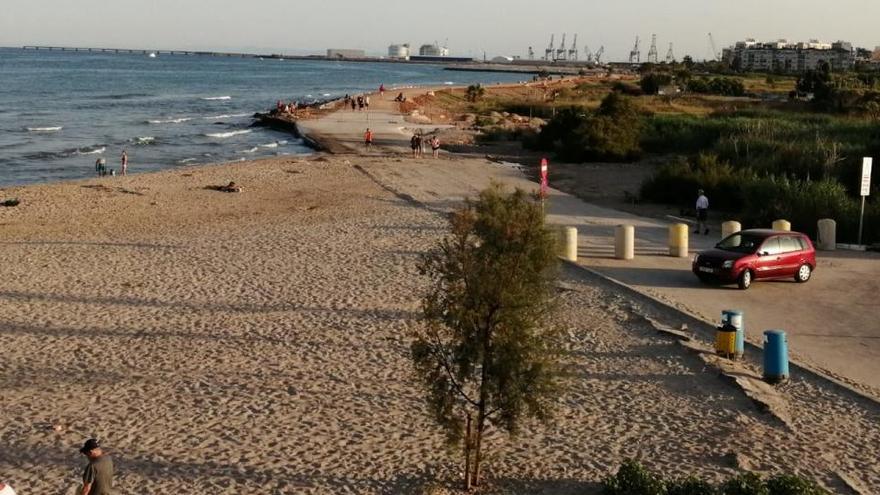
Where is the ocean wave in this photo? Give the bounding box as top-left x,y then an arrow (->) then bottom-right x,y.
134,136 -> 156,145
147,117 -> 192,124
27,126 -> 63,132
260,140 -> 288,149
205,130 -> 251,138
74,146 -> 106,155
204,113 -> 250,120
96,93 -> 152,100
202,96 -> 232,101
238,147 -> 260,154
178,158 -> 197,164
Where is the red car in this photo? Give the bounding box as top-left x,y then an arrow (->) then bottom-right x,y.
692,229 -> 817,290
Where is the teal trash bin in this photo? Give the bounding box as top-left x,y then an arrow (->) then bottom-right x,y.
763,330 -> 789,384
722,310 -> 744,359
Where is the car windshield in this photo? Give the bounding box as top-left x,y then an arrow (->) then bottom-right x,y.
716,233 -> 764,253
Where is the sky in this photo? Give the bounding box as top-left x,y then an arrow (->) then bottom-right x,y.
2,0 -> 879,61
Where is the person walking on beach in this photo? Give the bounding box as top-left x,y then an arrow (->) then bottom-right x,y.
379,84 -> 385,99
95,157 -> 106,176
79,438 -> 114,495
695,189 -> 709,235
364,95 -> 370,109
430,135 -> 441,159
120,150 -> 128,176
364,128 -> 374,150
350,97 -> 356,111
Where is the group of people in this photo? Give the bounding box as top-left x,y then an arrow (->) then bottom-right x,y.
361,129 -> 441,158
94,150 -> 128,177
343,94 -> 370,111
276,100 -> 299,114
410,132 -> 441,159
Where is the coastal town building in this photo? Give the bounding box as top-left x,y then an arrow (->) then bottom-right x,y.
721,39 -> 855,73
326,48 -> 366,59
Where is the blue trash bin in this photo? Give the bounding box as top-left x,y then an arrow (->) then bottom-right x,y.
722,310 -> 745,359
763,330 -> 790,384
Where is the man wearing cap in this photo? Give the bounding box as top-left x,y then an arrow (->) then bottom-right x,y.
79,438 -> 114,495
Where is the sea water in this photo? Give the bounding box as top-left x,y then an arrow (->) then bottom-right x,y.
0,48 -> 524,186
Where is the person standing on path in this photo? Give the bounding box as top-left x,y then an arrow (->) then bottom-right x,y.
695,189 -> 709,235
120,150 -> 128,176
364,128 -> 374,151
410,133 -> 422,158
79,438 -> 114,495
430,135 -> 440,159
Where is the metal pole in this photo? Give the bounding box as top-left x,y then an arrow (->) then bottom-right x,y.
858,196 -> 866,246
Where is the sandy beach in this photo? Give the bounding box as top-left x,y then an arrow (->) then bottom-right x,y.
1,94 -> 879,494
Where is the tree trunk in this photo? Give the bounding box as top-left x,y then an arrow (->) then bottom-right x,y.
472,417 -> 485,486
464,414 -> 472,490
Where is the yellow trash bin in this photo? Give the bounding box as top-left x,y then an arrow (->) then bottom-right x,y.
715,324 -> 737,358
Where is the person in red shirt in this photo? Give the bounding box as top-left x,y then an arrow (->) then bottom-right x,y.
379,84 -> 385,99
364,128 -> 374,150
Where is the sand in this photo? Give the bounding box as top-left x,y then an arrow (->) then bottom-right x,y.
0,102 -> 879,494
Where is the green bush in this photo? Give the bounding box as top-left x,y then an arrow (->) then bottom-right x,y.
602,460 -> 666,495
667,477 -> 718,495
721,473 -> 769,495
766,474 -> 829,495
641,73 -> 674,95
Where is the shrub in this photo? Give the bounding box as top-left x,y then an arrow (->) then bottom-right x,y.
721,473 -> 769,495
602,460 -> 666,495
765,475 -> 829,495
641,73 -> 674,95
667,476 -> 718,495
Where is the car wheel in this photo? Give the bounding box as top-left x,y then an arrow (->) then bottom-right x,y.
738,269 -> 752,290
795,264 -> 812,283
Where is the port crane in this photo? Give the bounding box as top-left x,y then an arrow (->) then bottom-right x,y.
628,36 -> 641,64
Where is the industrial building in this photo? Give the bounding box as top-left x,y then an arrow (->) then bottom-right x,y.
387,44 -> 411,59
418,43 -> 449,57
722,39 -> 855,73
326,48 -> 366,59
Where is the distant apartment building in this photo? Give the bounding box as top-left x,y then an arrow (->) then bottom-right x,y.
326,49 -> 366,59
722,39 -> 855,73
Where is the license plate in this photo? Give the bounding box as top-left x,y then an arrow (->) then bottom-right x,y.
698,266 -> 715,273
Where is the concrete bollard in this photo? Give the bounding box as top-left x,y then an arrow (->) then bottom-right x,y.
721,220 -> 741,240
559,227 -> 578,262
772,219 -> 791,231
668,223 -> 688,258
817,219 -> 836,251
615,225 -> 635,260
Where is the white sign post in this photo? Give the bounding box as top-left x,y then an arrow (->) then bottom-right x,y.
858,157 -> 872,246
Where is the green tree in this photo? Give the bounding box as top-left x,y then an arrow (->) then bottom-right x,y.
465,84 -> 486,102
640,72 -> 674,95
412,185 -> 561,489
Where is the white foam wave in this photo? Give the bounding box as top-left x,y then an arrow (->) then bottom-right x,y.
135,136 -> 155,145
27,126 -> 63,132
260,140 -> 288,149
75,147 -> 106,155
444,81 -> 455,85
202,96 -> 232,101
178,158 -> 197,164
322,93 -> 331,97
238,147 -> 259,154
205,130 -> 252,138
204,113 -> 249,120
148,117 -> 192,124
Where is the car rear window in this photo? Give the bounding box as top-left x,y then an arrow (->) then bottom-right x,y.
779,236 -> 798,253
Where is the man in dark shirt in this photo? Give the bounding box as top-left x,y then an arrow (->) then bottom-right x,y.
79,438 -> 114,495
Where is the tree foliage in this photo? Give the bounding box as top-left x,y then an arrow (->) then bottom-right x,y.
412,184 -> 561,488
465,84 -> 486,102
